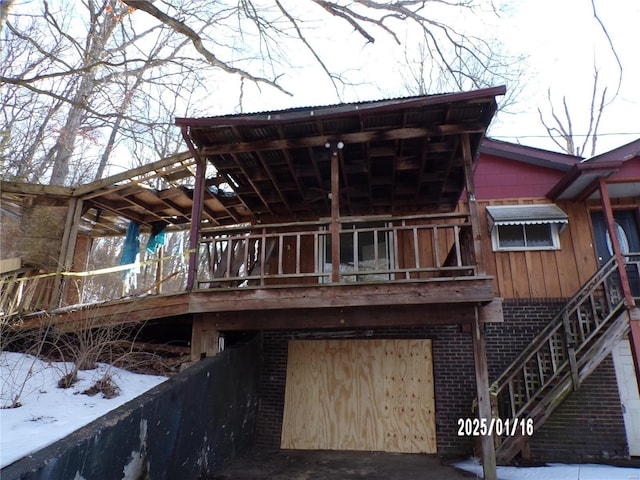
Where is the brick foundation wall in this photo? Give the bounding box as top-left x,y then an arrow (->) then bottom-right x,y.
528,356 -> 628,461
255,326 -> 476,456
253,300 -> 628,461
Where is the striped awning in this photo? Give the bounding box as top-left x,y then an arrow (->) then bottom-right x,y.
486,204 -> 568,232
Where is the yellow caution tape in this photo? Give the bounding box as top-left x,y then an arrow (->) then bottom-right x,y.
0,250 -> 195,285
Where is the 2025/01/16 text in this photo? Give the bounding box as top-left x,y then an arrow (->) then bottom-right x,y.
457,418 -> 534,437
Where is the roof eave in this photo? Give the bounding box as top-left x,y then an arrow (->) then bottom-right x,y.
175,86 -> 507,128
547,160 -> 623,200
480,138 -> 580,172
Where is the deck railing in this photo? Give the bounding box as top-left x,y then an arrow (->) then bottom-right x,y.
0,254 -> 186,319
0,213 -> 479,317
195,213 -> 478,289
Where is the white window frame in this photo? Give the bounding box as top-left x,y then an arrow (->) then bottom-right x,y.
319,222 -> 395,282
491,223 -> 563,252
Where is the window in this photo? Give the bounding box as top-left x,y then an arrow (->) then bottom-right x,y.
321,222 -> 394,282
487,204 -> 568,252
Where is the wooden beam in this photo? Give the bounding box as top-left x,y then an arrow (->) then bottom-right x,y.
0,258 -> 21,274
471,310 -> 498,480
55,198 -> 84,309
73,151 -> 193,198
185,127 -> 205,291
16,278 -> 495,331
0,181 -> 73,197
227,152 -> 275,216
598,179 -> 633,304
330,143 -> 340,283
199,123 -> 488,156
188,279 -> 495,313
462,133 -> 486,276
191,313 -> 220,361
207,304 -> 482,331
17,293 -> 192,332
478,298 -> 504,323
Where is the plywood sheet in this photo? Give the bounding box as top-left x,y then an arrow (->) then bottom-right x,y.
281,339 -> 436,454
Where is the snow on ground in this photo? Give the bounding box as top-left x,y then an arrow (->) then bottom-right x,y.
0,351 -> 167,468
455,457 -> 640,480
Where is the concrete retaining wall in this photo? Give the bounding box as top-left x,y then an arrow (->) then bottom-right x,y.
1,338 -> 261,480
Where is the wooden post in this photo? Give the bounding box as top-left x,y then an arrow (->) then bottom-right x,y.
52,198 -> 83,309
599,179 -> 633,304
599,179 -> 640,398
191,314 -> 220,362
472,308 -> 498,480
329,142 -> 341,283
155,245 -> 164,295
461,134 -> 486,276
183,126 -> 205,291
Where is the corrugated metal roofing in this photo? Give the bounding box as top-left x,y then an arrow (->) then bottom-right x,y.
486,204 -> 568,231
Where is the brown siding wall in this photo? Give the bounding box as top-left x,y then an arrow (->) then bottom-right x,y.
479,199 -> 598,300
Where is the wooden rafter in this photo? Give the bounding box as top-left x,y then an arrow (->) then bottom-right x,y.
198,123 -> 488,157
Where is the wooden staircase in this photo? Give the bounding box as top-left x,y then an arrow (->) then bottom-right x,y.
490,256 -> 634,464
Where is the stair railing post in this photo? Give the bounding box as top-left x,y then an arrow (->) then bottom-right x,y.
562,311 -> 580,391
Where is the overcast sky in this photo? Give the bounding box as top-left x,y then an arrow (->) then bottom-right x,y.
208,0 -> 639,157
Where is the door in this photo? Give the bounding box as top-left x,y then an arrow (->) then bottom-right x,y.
612,338 -> 640,456
590,210 -> 640,297
280,339 -> 436,453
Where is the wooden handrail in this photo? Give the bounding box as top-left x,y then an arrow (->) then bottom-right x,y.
486,254 -> 633,463
490,256 -> 620,395
196,215 -> 478,287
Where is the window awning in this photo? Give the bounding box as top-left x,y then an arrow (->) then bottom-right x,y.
486,204 -> 568,232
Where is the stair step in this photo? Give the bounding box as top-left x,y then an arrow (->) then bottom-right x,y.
488,261 -> 629,465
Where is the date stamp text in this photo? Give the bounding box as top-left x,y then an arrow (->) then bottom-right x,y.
457,418 -> 534,437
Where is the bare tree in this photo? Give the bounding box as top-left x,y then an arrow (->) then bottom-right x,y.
2,0 -> 514,186
397,32 -> 525,115
536,0 -> 622,157
538,67 -> 608,157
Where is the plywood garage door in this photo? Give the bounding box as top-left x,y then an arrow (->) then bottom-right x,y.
281,339 -> 436,453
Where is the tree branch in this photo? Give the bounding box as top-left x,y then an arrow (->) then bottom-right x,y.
590,0 -> 622,96
120,0 -> 292,96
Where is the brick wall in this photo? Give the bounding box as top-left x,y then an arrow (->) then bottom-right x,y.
486,299 -> 628,461
253,300 -> 628,461
255,325 -> 476,456
528,356 -> 628,461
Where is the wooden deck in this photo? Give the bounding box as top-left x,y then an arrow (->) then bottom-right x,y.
14,276 -> 500,333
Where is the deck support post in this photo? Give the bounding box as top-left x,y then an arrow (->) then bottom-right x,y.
472,307 -> 497,480
191,314 -> 220,362
329,142 -> 341,283
51,197 -> 84,310
183,126 -> 205,291
598,179 -> 640,395
461,133 -> 486,276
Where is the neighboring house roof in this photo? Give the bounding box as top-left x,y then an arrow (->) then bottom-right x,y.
479,138 -> 581,172
547,138 -> 640,200
475,139 -> 579,199
177,86 -> 506,220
